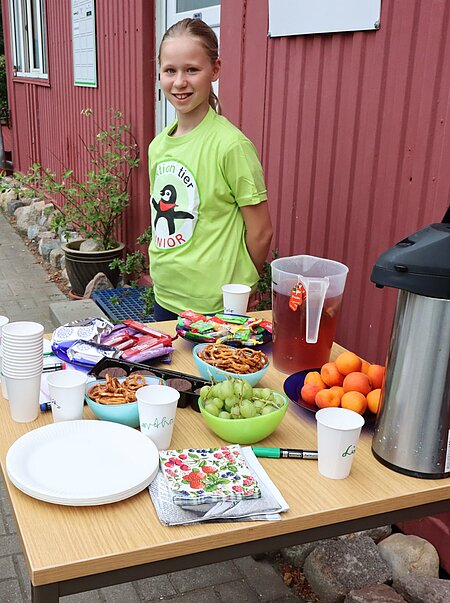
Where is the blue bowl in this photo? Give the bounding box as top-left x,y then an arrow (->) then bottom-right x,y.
192,343 -> 269,387
85,375 -> 164,428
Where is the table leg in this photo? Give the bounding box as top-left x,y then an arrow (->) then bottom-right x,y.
31,582 -> 59,603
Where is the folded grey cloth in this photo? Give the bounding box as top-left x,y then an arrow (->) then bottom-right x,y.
149,446 -> 289,526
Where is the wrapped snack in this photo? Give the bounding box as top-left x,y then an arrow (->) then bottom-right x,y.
52,318 -> 114,345
66,340 -> 120,364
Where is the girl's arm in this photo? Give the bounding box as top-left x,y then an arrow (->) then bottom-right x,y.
240,201 -> 273,275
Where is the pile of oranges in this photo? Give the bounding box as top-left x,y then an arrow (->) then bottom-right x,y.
300,352 -> 385,415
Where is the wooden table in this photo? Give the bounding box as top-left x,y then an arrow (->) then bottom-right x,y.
0,313 -> 449,603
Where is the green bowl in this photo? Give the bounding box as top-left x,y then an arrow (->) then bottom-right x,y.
198,392 -> 289,445
85,375 -> 163,428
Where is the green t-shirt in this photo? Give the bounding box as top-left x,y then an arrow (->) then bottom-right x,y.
148,108 -> 267,315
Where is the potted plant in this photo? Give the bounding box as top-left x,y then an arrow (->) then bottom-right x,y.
14,108 -> 140,296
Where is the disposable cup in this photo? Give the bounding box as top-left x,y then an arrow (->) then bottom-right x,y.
222,284 -> 251,315
1,350 -> 43,360
46,370 -> 87,422
0,316 -> 9,342
315,407 -> 365,479
5,374 -> 41,422
1,321 -> 44,338
136,385 -> 180,449
0,349 -> 7,399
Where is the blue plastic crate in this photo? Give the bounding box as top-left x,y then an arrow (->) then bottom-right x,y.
92,288 -> 156,323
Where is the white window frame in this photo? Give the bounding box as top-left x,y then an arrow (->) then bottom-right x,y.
9,0 -> 48,78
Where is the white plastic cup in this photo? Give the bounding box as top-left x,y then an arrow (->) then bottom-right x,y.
46,370 -> 87,422
0,316 -> 9,343
222,284 -> 251,315
136,385 -> 180,449
1,321 -> 44,339
5,374 -> 41,422
0,348 -> 8,399
316,407 -> 365,479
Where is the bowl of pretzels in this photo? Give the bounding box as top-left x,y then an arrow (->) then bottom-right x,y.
85,373 -> 164,428
192,343 -> 269,387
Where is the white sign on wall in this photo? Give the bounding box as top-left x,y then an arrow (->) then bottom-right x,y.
268,0 -> 381,37
72,0 -> 98,87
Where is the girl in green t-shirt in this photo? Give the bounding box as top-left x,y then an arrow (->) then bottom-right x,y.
149,18 -> 273,320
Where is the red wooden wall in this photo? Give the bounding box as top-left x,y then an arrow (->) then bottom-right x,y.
220,0 -> 450,363
1,0 -> 156,249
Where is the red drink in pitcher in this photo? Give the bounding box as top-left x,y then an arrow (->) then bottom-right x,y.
272,290 -> 343,373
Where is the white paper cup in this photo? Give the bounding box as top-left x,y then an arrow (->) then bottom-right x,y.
5,374 -> 41,422
316,407 -> 365,479
1,321 -> 44,338
136,385 -> 180,449
0,316 -> 9,343
222,284 -> 251,315
46,370 -> 87,422
0,349 -> 7,399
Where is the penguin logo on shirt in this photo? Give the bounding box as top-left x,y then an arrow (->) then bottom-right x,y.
151,184 -> 194,236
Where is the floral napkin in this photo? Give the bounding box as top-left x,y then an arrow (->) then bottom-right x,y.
159,445 -> 261,506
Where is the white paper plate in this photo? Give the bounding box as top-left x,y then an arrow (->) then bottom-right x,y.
6,420 -> 159,506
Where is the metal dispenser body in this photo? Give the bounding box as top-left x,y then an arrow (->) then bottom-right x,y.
370,220 -> 450,478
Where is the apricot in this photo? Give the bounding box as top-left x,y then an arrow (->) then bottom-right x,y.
367,388 -> 382,414
329,385 -> 345,400
367,364 -> 386,390
360,359 -> 371,374
301,383 -> 323,404
320,362 -> 344,387
342,371 -> 372,396
341,391 -> 367,415
304,371 -> 326,389
335,351 -> 362,375
315,388 -> 341,409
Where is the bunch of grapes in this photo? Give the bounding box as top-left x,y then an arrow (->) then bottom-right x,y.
199,378 -> 284,420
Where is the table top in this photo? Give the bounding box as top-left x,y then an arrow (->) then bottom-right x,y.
0,312 -> 449,587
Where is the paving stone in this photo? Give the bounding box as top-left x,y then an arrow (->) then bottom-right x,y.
14,553 -> 32,596
168,560 -> 237,592
214,577 -> 261,602
3,515 -> 17,535
100,581 -> 141,602
0,511 -> 7,535
0,579 -> 23,603
60,589 -> 103,602
0,556 -> 17,580
133,574 -> 177,600
152,588 -> 221,603
234,556 -> 294,601
0,534 -> 23,555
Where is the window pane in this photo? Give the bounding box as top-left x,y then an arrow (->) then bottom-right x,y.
176,0 -> 220,12
31,0 -> 41,69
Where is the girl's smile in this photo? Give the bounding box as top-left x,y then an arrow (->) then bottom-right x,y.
160,35 -> 220,133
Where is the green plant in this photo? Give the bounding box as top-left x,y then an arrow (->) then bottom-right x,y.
255,249 -> 278,311
0,55 -> 8,120
14,108 -> 140,250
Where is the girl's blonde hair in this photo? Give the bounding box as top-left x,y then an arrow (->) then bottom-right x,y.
159,18 -> 222,115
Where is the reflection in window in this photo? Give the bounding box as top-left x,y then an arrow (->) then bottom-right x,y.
9,0 -> 47,77
177,1 -> 220,12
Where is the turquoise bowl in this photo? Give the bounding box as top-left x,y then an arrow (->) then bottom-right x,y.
192,343 -> 269,387
198,392 -> 289,445
85,375 -> 163,428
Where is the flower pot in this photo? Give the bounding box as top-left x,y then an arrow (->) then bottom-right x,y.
62,239 -> 125,297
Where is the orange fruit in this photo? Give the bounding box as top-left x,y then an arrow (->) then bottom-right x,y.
301,384 -> 323,404
335,351 -> 362,375
367,364 -> 386,390
341,391 -> 367,415
367,388 -> 382,414
360,359 -> 371,374
329,385 -> 345,400
315,388 -> 341,409
304,371 -> 326,389
320,362 -> 344,387
342,372 -> 372,396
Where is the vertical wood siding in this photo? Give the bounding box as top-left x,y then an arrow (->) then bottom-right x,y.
2,0 -> 156,249
220,0 -> 450,363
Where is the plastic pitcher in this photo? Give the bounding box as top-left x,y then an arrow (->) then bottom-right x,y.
271,255 -> 349,373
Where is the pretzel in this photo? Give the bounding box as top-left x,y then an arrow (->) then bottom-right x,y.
198,344 -> 268,374
87,373 -> 148,405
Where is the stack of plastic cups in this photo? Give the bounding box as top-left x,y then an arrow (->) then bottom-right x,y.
0,315 -> 10,400
1,321 -> 44,422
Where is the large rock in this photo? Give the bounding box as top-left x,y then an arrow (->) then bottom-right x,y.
49,248 -> 65,270
79,238 -> 105,252
281,541 -> 327,569
83,272 -> 114,298
393,574 -> 450,603
0,188 -> 18,209
341,526 -> 392,544
15,205 -> 41,234
6,199 -> 27,214
38,236 -> 61,262
303,535 -> 392,603
344,583 -> 406,602
378,533 -> 440,580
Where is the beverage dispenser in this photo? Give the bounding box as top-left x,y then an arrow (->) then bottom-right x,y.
370,215 -> 450,478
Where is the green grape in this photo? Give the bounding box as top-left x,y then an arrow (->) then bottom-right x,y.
209,384 -> 222,398
218,411 -> 231,420
205,403 -> 220,416
242,382 -> 253,400
199,385 -> 211,399
224,396 -> 238,411
221,379 -> 234,399
211,397 -> 224,410
240,400 -> 257,418
254,399 -> 265,410
233,379 -> 245,397
261,405 -> 277,415
260,388 -> 272,399
230,404 -> 241,418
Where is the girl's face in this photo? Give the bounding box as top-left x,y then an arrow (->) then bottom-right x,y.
160,34 -> 220,127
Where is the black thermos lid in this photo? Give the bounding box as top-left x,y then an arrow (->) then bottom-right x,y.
370,208 -> 450,299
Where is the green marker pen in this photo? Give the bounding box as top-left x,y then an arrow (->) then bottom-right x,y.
252,447 -> 318,460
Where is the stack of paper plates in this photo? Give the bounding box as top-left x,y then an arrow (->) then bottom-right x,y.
6,420 -> 159,505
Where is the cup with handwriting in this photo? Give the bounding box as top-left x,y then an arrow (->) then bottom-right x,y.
136,385 -> 180,449
222,284 -> 251,315
46,370 -> 87,422
315,407 -> 365,479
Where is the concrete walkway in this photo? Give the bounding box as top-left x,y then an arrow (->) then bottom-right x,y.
0,213 -> 300,602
